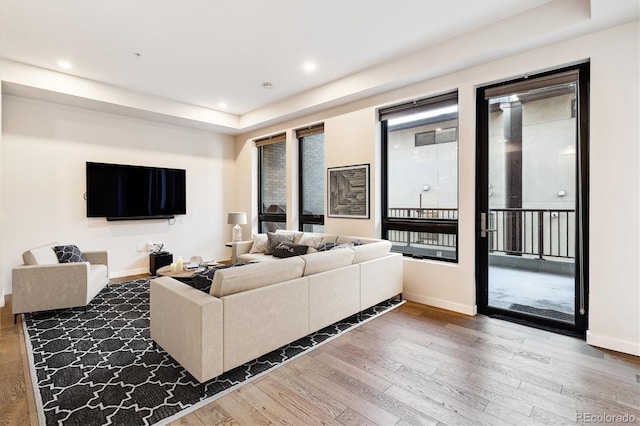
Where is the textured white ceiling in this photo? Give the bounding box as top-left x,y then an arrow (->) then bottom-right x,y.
0,0 -> 551,115
1,0 -> 638,132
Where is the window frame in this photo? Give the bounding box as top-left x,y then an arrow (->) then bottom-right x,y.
256,135 -> 287,233
297,124 -> 325,232
380,92 -> 459,263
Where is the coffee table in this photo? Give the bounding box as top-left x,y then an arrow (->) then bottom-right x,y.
156,263 -> 220,279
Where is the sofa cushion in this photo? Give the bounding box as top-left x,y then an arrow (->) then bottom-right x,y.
249,234 -> 268,253
301,247 -> 355,276
273,242 -> 308,258
336,236 -> 380,245
191,263 -> 253,293
211,256 -> 305,297
237,253 -> 281,263
352,240 -> 392,263
53,245 -> 87,263
266,232 -> 294,255
22,244 -> 60,265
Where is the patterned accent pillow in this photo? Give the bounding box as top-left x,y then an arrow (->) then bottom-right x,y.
317,242 -> 339,252
249,234 -> 268,253
53,245 -> 87,263
298,233 -> 325,253
272,242 -> 309,258
266,232 -> 294,255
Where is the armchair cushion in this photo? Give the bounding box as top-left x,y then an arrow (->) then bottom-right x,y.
22,244 -> 59,265
53,245 -> 87,263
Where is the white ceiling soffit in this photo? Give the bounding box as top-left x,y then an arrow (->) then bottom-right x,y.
1,0 -> 638,134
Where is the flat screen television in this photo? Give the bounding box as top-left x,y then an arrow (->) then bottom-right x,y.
86,162 -> 186,220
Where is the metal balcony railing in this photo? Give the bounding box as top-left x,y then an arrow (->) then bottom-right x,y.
386,207 -> 575,260
488,208 -> 575,259
387,208 -> 457,251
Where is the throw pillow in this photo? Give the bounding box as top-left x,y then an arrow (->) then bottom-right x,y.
331,243 -> 353,250
298,233 -> 325,251
317,242 -> 339,251
53,245 -> 87,263
275,230 -> 304,244
272,242 -> 309,258
266,232 -> 294,255
249,234 -> 268,253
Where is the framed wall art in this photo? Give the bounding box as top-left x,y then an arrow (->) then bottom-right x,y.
328,163 -> 370,219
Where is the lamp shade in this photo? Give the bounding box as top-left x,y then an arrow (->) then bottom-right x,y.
227,212 -> 247,225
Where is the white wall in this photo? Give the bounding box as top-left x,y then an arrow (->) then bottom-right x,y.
234,21 -> 640,355
0,85 -> 3,307
1,95 -> 235,293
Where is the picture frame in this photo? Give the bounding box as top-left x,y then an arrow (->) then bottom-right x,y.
328,163 -> 370,219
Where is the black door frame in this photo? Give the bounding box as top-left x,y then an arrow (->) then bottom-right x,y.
475,62 -> 590,336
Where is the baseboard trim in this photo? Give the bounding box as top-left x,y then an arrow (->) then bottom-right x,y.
110,268 -> 150,279
404,292 -> 477,316
586,330 -> 640,356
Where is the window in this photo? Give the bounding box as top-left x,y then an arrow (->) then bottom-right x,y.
297,124 -> 325,232
380,92 -> 459,262
257,133 -> 286,233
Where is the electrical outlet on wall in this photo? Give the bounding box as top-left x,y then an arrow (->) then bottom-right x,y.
136,244 -> 143,252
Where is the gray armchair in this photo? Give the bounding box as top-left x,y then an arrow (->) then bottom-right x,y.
12,244 -> 109,323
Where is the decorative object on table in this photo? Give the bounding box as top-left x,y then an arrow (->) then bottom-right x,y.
328,163 -> 370,218
227,212 -> 247,242
176,256 -> 183,270
186,256 -> 203,270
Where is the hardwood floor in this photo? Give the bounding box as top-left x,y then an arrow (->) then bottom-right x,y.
1,277 -> 638,425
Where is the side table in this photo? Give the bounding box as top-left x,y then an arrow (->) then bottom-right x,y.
150,252 -> 173,275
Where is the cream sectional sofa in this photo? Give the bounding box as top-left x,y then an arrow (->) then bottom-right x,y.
150,233 -> 402,383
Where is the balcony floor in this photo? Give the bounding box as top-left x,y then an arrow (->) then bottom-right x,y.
488,265 -> 575,320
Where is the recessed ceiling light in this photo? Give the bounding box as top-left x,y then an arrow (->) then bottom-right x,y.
57,60 -> 72,69
218,102 -> 228,109
263,82 -> 274,90
303,61 -> 317,72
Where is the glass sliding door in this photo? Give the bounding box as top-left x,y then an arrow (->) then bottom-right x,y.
476,64 -> 589,335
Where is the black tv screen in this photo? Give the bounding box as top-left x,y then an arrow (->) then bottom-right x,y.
86,162 -> 186,220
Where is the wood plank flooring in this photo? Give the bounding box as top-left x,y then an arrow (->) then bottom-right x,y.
1,276 -> 638,425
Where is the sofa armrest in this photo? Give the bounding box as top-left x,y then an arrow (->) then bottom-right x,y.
150,276 -> 223,383
12,262 -> 90,314
83,250 -> 109,267
231,240 -> 253,263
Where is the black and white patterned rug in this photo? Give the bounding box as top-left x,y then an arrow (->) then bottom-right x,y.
23,278 -> 403,425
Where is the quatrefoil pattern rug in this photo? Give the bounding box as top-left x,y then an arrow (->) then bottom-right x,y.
23,279 -> 403,425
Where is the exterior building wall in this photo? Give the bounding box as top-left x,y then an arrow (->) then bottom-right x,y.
301,133 -> 324,215
261,142 -> 286,212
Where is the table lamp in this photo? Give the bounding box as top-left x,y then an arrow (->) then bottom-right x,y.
227,212 -> 247,242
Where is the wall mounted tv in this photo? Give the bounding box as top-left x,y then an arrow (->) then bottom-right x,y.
86,162 -> 186,221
